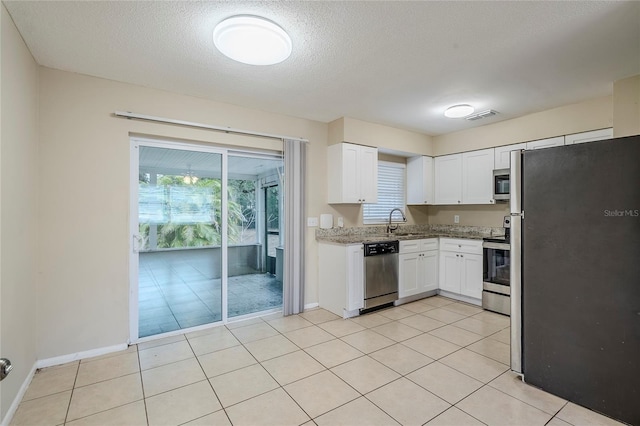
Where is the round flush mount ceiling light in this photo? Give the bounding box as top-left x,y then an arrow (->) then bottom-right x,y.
213,15 -> 292,65
444,104 -> 475,118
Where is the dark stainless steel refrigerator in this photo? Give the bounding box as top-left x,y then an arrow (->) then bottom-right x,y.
510,135 -> 640,425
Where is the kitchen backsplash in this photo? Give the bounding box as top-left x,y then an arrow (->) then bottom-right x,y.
315,223 -> 505,239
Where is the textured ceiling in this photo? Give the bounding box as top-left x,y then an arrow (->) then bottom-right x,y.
4,1 -> 640,135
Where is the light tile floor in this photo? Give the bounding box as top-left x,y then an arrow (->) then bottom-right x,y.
12,296 -> 625,426
139,250 -> 282,338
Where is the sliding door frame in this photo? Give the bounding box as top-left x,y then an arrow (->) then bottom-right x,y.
129,137 -> 228,343
129,137 -> 285,344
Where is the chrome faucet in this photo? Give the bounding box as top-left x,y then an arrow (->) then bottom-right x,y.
387,208 -> 407,234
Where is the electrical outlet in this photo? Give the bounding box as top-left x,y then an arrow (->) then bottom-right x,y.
337,217 -> 344,228
454,215 -> 460,224
307,217 -> 319,227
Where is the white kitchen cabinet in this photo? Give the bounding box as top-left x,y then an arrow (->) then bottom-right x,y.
439,251 -> 461,293
565,128 -> 613,145
526,136 -> 565,150
327,142 -> 378,204
318,242 -> 364,317
460,253 -> 483,299
399,252 -> 420,297
434,154 -> 462,205
406,156 -> 434,205
399,239 -> 438,298
494,143 -> 527,169
435,150 -> 494,205
438,238 -> 483,305
462,148 -> 495,205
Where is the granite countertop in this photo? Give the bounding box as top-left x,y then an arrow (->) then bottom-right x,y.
316,224 -> 504,245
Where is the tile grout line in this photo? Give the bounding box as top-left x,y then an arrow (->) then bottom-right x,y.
545,401 -> 572,426
61,361 -> 81,425
45,299 -> 516,426
184,332 -> 233,426
135,344 -> 151,426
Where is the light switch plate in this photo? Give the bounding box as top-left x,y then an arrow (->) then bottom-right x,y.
454,215 -> 460,224
307,217 -> 319,227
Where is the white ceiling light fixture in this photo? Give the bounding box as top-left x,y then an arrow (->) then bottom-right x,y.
444,104 -> 475,118
213,15 -> 292,65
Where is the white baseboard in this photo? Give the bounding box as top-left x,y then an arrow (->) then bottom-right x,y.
304,302 -> 319,310
1,343 -> 128,426
36,343 -> 129,369
1,362 -> 37,426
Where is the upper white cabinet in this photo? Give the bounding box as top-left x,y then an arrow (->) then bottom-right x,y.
435,150 -> 494,205
406,156 -> 434,205
565,128 -> 613,145
526,136 -> 565,150
327,143 -> 378,204
462,149 -> 495,205
434,154 -> 462,205
494,143 -> 527,169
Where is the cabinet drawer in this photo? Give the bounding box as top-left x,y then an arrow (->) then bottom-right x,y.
420,239 -> 439,251
439,238 -> 482,255
400,240 -> 421,254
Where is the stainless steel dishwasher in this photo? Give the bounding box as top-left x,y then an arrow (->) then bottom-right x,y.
363,241 -> 399,310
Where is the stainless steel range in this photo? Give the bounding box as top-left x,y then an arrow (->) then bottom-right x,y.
482,216 -> 511,316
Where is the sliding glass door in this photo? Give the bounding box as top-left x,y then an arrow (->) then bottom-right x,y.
131,139 -> 284,340
227,154 -> 284,319
134,144 -> 223,338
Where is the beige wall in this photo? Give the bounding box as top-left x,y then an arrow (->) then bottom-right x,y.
428,95 -> 615,226
613,74 -> 640,137
428,205 -> 509,227
37,68 -> 330,359
328,117 -> 434,156
432,96 -> 613,156
1,5 -> 39,420
324,119 -> 433,228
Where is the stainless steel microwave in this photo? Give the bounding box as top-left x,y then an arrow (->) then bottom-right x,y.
493,168 -> 510,201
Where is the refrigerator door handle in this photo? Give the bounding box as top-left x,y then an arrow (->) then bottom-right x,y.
510,150 -> 523,374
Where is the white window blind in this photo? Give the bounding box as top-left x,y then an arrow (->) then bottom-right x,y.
363,161 -> 406,224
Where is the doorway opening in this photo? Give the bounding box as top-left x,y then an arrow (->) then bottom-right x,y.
132,139 -> 284,340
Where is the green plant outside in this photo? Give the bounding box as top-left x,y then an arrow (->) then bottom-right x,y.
138,174 -> 257,250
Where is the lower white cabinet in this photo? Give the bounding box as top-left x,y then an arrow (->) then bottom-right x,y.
438,238 -> 483,303
318,242 -> 364,317
399,239 -> 438,299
